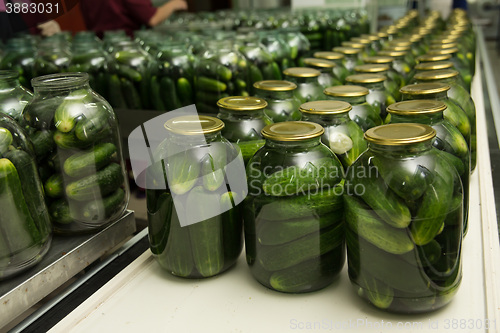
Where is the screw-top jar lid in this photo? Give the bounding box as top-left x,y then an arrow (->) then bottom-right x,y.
417,53 -> 452,62
429,42 -> 458,50
430,37 -> 457,45
413,69 -> 460,81
31,72 -> 89,89
261,121 -> 324,142
383,45 -> 410,52
360,34 -> 380,41
387,100 -> 447,115
400,82 -> 450,95
351,37 -> 372,44
428,47 -> 459,55
299,100 -> 352,115
387,39 -> 412,47
217,96 -> 268,110
364,56 -> 394,64
377,31 -> 389,38
378,50 -> 406,58
253,80 -> 297,92
365,123 -> 436,146
283,67 -> 321,78
354,64 -> 390,73
313,51 -> 344,61
332,47 -> 361,55
303,58 -> 336,69
341,41 -> 365,49
346,74 -> 386,84
324,85 -> 369,97
164,115 -> 225,135
415,61 -> 454,71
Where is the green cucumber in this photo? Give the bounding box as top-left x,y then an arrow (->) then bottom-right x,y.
256,183 -> 344,221
235,140 -> 265,163
249,65 -> 264,83
108,74 -> 127,109
177,77 -> 194,106
150,76 -> 166,111
82,187 -> 125,221
269,249 -> 343,293
439,150 -> 466,176
357,273 -> 395,309
262,157 -> 343,197
116,64 -> 142,82
0,158 -> 40,251
54,89 -> 93,133
157,200 -> 194,277
343,121 -> 367,167
53,131 -> 92,150
165,149 -> 201,195
74,107 -> 111,144
196,76 -> 227,93
262,62 -> 282,80
49,198 -> 76,224
400,239 -> 442,267
0,127 -> 13,155
258,223 -> 344,271
44,173 -> 64,198
201,152 -> 226,192
63,143 -> 117,177
344,195 -> 414,254
196,91 -> 228,106
29,130 -> 54,161
121,78 -> 143,109
186,187 -> 223,277
257,211 -> 343,246
160,77 -> 182,110
197,60 -> 232,82
4,149 -> 50,237
147,191 -> 172,255
65,163 -> 124,201
411,163 -> 455,246
220,191 -> 243,262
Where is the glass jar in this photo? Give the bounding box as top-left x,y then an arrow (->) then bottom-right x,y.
352,36 -> 378,56
400,83 -> 472,159
345,123 -> 463,313
303,58 -> 341,89
411,70 -> 476,171
23,73 -> 129,234
253,80 -> 302,122
108,40 -> 154,110
345,74 -> 396,119
195,40 -> 250,114
416,53 -> 452,64
282,67 -> 323,103
332,47 -> 363,75
0,70 -> 33,124
354,64 -> 401,101
299,100 -> 366,169
426,47 -> 471,91
408,61 -> 455,84
377,50 -> 413,85
382,45 -> 416,68
0,37 -> 36,89
245,121 -> 345,293
361,34 -> 383,53
34,40 -> 72,77
278,28 -> 311,67
152,42 -> 196,111
324,85 -> 383,132
0,114 -> 52,280
342,41 -> 371,59
146,115 -> 243,278
68,40 -> 110,101
387,100 -> 470,235
217,96 -> 272,164
363,55 -> 406,91
258,31 -> 293,72
313,51 -> 350,84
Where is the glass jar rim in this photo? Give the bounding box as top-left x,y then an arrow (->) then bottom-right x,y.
31,72 -> 89,89
0,70 -> 19,81
261,121 -> 324,142
365,123 -> 436,146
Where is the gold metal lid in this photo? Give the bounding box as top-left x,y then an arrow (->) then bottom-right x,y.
164,115 -> 224,135
217,96 -> 268,110
387,39 -> 412,47
283,67 -> 321,78
384,45 -> 410,52
364,123 -> 436,146
415,61 -> 454,71
363,56 -> 394,64
354,64 -> 390,74
430,38 -> 457,45
303,58 -> 336,69
361,34 -> 380,42
299,100 -> 352,115
332,47 -> 361,55
324,85 -> 369,97
428,47 -> 459,55
413,69 -> 460,81
313,51 -> 344,61
417,53 -> 452,62
387,100 -> 447,115
429,42 -> 458,50
345,74 -> 386,84
261,121 -> 324,142
341,41 -> 365,49
253,80 -> 297,92
400,82 -> 450,95
351,37 -> 372,45
377,31 -> 389,38
378,50 -> 406,57
409,35 -> 423,43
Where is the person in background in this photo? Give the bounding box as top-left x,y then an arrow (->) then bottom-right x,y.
80,0 -> 188,37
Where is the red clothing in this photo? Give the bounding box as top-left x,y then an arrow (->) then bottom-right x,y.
80,0 -> 157,36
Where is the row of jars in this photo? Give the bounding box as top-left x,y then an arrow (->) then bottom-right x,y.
0,70 -> 130,280
144,8 -> 475,315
